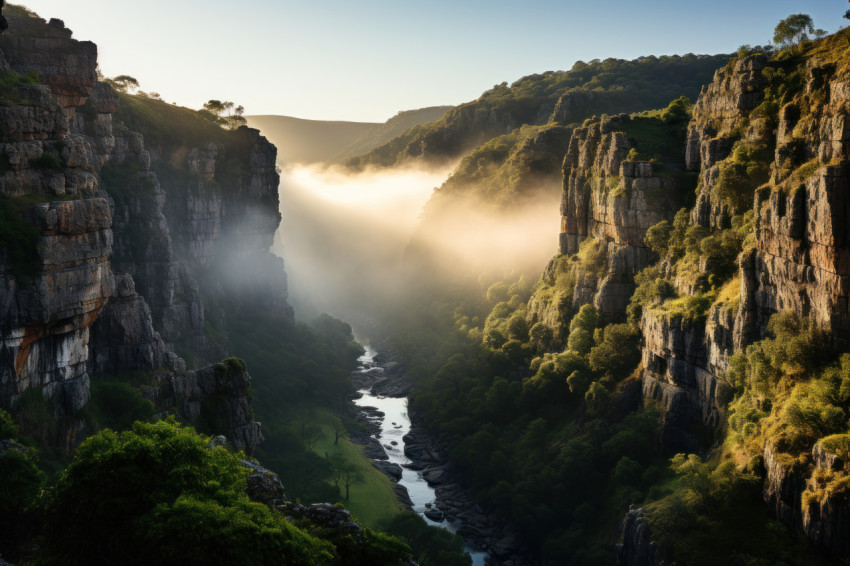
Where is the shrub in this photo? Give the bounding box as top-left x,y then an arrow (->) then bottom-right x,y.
31,150 -> 65,171
39,419 -> 333,566
576,237 -> 607,276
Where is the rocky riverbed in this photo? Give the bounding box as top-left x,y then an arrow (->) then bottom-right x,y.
348,346 -> 531,566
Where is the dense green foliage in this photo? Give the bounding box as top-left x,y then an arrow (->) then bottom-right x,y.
0,410 -> 44,562
82,376 -> 155,433
39,419 -> 334,566
223,303 -> 366,503
395,288 -> 662,564
645,453 -> 830,566
346,53 -> 728,169
641,312 -> 841,565
433,123 -> 572,206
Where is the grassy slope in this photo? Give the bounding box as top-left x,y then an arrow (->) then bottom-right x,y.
331,106 -> 454,162
247,106 -> 454,165
245,115 -> 377,164
309,409 -> 403,527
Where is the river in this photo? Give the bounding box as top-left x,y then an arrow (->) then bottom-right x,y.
352,346 -> 489,566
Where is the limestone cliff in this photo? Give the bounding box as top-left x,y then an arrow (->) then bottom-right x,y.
637,55 -> 776,453
0,9 -> 280,454
635,40 -> 850,558
526,113 -> 691,347
0,12 -> 108,448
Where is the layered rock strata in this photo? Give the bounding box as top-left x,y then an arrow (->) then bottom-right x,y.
640,56 -> 773,452
0,11 -> 277,452
535,114 -> 687,328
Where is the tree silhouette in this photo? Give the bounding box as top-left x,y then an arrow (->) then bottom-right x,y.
202,99 -> 247,129
110,75 -> 139,93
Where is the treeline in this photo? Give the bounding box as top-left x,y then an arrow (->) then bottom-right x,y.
345,53 -> 729,170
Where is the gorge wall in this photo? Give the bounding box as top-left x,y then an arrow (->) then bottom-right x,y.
531,43 -> 850,560
0,9 -> 285,453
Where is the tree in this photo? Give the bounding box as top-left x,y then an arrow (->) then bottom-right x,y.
202,99 -> 247,130
773,14 -> 814,48
660,95 -> 693,124
341,466 -> 364,500
327,454 -> 363,499
110,74 -> 139,93
203,99 -> 225,116
332,418 -> 347,445
302,423 -> 324,450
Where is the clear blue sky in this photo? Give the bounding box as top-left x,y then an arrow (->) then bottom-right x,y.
19,0 -> 844,122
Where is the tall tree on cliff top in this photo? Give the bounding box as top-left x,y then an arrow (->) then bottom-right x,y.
773,13 -> 814,48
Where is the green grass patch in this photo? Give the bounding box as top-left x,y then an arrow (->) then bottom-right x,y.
0,69 -> 41,106
307,409 -> 403,528
654,291 -> 717,322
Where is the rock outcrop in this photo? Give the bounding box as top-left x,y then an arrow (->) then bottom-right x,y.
0,11 -> 278,453
686,55 -> 770,230
745,164 -> 850,345
527,114 -> 689,339
0,12 -> 110,448
617,508 -> 660,566
144,360 -> 263,454
242,459 -> 286,504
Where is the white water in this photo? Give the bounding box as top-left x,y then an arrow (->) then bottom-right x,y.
352,346 -> 488,566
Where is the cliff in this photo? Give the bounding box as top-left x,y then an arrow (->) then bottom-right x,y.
505,35 -> 850,563
526,112 -> 692,348
0,8 -> 282,454
629,38 -> 850,559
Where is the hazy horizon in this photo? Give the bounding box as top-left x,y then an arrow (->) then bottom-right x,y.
17,0 -> 844,122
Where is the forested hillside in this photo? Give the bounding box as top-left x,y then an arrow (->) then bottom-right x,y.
345,53 -> 729,171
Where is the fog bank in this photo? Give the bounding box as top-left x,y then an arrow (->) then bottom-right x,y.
273,164 -> 561,329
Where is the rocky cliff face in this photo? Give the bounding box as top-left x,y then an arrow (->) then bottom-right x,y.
636,45 -> 850,558
527,114 -> 688,340
0,14 -> 109,448
746,162 -> 850,346
0,11 -> 279,454
638,56 -> 775,453
144,359 -> 263,454
617,508 -> 661,566
644,50 -> 850,456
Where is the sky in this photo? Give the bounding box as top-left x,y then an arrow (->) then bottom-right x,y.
18,0 -> 845,122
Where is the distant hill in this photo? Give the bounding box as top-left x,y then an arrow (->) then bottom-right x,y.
245,115 -> 377,165
331,106 -> 453,161
246,105 -> 453,165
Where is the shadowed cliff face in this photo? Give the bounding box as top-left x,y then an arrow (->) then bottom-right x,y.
0,11 -> 273,453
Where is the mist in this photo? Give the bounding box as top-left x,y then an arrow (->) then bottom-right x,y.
273,163 -> 562,332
